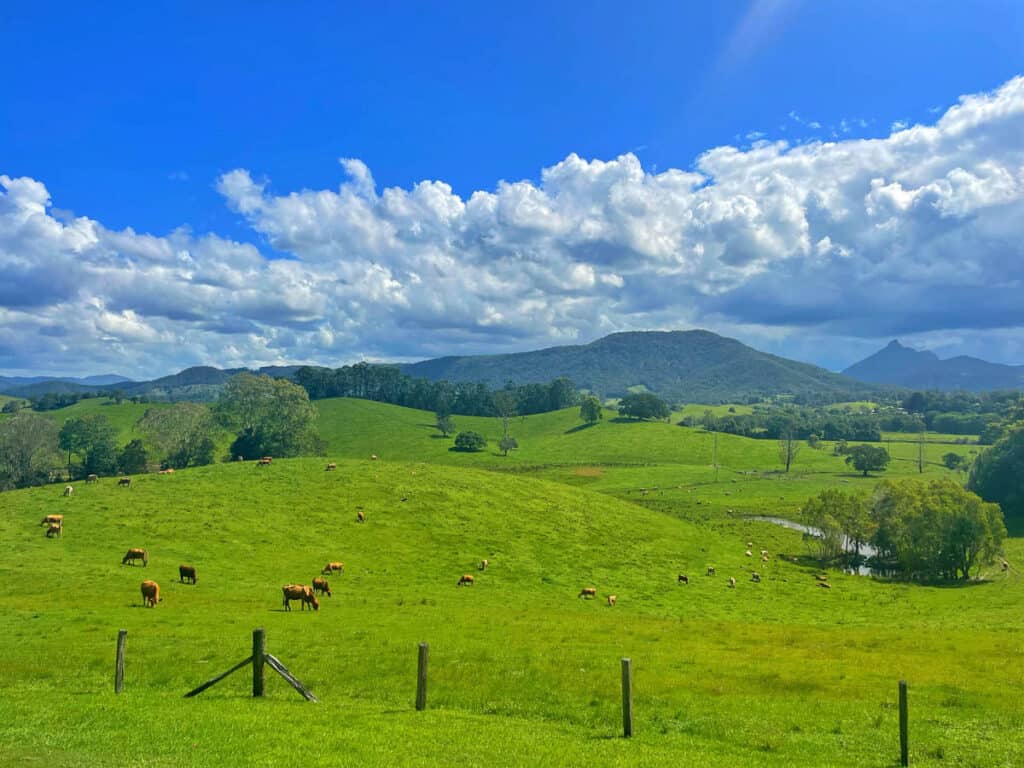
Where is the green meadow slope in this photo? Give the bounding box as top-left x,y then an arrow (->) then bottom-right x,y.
1,454 -> 1022,767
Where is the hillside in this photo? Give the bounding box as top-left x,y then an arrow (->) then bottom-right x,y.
402,330 -> 885,403
1,457 -> 1021,766
844,340 -> 1024,391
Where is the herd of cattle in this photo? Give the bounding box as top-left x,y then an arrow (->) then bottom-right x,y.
41,462 -> 838,612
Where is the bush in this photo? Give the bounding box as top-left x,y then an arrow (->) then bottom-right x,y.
453,431 -> 488,452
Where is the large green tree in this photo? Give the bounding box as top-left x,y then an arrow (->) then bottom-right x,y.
137,403 -> 218,469
215,373 -> 322,459
617,392 -> 670,421
0,413 -> 60,490
968,426 -> 1024,524
579,395 -> 603,425
844,444 -> 890,476
58,415 -> 119,477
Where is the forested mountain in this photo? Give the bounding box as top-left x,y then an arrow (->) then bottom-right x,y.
402,330 -> 886,403
843,340 -> 1024,391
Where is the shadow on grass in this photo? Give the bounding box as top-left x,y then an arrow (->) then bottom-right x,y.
564,422 -> 598,435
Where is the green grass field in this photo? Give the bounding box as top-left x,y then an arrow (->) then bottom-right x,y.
1,399 -> 1022,766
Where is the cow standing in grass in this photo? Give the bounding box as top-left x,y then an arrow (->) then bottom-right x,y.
458,574 -> 475,586
179,565 -> 197,584
122,548 -> 148,566
578,587 -> 596,598
141,580 -> 160,607
312,577 -> 332,597
282,584 -> 319,611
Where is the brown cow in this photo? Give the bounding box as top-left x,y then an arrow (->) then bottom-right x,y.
325,463 -> 337,471
141,580 -> 160,607
321,562 -> 344,575
578,587 -> 597,599
40,514 -> 63,527
458,574 -> 475,586
357,510 -> 366,523
86,474 -> 98,483
257,457 -> 272,466
63,485 -> 73,497
312,577 -> 332,597
122,548 -> 148,566
46,523 -> 62,538
607,595 -> 617,606
118,477 -> 132,487
282,584 -> 319,611
678,574 -> 689,585
179,564 -> 197,584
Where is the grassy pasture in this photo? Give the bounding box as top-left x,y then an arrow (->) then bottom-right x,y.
1,459 -> 1022,767
1,398 -> 1022,766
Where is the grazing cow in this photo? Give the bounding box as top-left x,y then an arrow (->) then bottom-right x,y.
762,554 -> 770,563
728,577 -> 737,588
479,559 -> 489,570
746,541 -> 754,548
357,510 -> 366,523
282,584 -> 319,611
817,582 -> 832,589
46,523 -> 62,538
607,595 -> 617,606
40,514 -> 63,527
370,454 -> 378,461
63,485 -> 73,497
578,587 -> 597,599
122,548 -> 148,567
751,572 -> 761,583
761,550 -> 769,557
745,550 -> 752,557
179,564 -> 197,584
706,567 -> 716,577
325,462 -> 337,471
321,562 -> 344,575
678,574 -> 689,585
312,577 -> 332,597
86,474 -> 98,484
815,574 -> 829,582
257,457 -> 272,466
141,580 -> 160,607
458,574 -> 475,586
118,477 -> 131,487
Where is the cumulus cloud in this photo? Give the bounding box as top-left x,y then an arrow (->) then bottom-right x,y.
3,76 -> 1024,376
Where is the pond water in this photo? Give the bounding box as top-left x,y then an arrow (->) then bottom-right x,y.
747,515 -> 881,576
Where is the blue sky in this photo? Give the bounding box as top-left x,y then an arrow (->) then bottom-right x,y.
1,1 -> 1023,378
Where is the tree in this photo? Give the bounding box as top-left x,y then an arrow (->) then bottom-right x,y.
968,426 -> 1024,523
1,399 -> 23,414
807,433 -> 821,449
138,403 -> 218,468
872,479 -> 1005,580
579,396 -> 603,425
119,439 -> 149,475
58,415 -> 119,477
492,390 -> 518,439
0,413 -> 60,490
215,373 -> 321,459
453,431 -> 487,452
435,412 -> 455,438
778,429 -> 801,473
618,392 -> 670,421
800,489 -> 849,560
845,444 -> 890,476
942,452 -> 967,472
498,436 -> 518,456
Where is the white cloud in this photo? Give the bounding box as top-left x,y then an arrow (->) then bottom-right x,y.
3,76 -> 1024,376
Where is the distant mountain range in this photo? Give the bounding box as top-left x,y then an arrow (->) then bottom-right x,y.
0,366 -> 300,402
842,340 -> 1024,392
402,330 -> 887,402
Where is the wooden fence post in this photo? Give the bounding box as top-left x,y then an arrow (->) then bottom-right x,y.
114,630 -> 127,694
415,642 -> 429,711
621,657 -> 633,738
899,680 -> 909,766
252,628 -> 266,697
